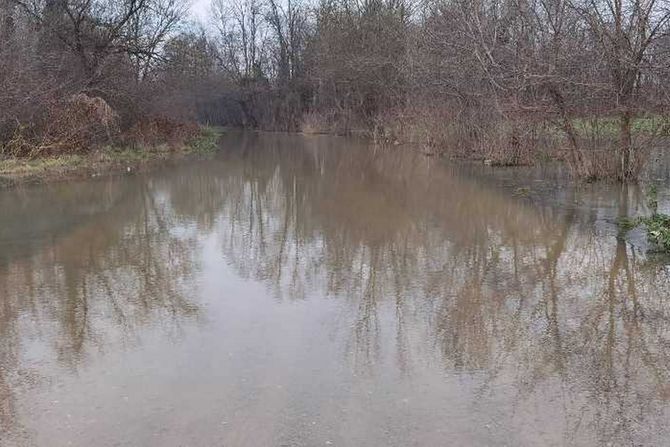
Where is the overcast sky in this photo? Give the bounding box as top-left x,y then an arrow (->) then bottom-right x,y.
190,0 -> 210,22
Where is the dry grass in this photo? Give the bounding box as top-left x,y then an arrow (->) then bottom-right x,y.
0,98 -> 208,163
300,110 -> 362,135
301,111 -> 334,134
557,123 -> 653,181
365,104 -> 554,165
311,102 -> 652,179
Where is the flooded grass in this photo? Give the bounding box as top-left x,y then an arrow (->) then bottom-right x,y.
0,127 -> 222,187
617,184 -> 670,253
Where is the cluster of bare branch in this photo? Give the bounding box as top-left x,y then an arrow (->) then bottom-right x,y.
2,0 -> 670,178
202,0 -> 670,179
0,0 -> 203,156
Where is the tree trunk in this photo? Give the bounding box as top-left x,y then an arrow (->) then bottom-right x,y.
548,84 -> 585,176
619,108 -> 633,181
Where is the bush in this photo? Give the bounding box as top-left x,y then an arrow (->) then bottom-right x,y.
618,185 -> 670,253
125,117 -> 201,149
1,94 -> 119,158
640,214 -> 670,252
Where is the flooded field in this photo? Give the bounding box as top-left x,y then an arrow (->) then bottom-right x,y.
1,132 -> 670,446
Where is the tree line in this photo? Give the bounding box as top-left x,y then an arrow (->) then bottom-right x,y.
2,0 -> 670,179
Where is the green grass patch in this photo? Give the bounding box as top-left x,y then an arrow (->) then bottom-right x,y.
0,154 -> 85,175
640,214 -> 670,251
569,116 -> 670,137
89,126 -> 221,164
0,126 -> 223,186
617,184 -> 670,253
619,214 -> 670,252
184,126 -> 222,154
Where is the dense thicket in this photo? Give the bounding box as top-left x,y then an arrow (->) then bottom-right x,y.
206,0 -> 670,179
0,0 -> 220,156
2,0 -> 670,179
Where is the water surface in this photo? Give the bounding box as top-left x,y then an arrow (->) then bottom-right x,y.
1,133 -> 670,446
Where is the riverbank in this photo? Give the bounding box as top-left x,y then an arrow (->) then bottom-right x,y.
0,127 -> 222,189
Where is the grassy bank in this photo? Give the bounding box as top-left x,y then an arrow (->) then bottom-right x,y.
0,127 -> 221,188
569,116 -> 670,137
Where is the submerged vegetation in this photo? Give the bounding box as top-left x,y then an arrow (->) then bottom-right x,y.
618,185 -> 670,253
0,127 -> 221,186
640,214 -> 670,252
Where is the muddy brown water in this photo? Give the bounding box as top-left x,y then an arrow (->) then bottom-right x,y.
1,132 -> 670,447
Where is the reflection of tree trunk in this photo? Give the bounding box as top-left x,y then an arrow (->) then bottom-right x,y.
274,178 -> 293,286
604,240 -> 627,390
391,245 -> 409,375
0,276 -> 20,435
602,186 -> 633,391
352,249 -> 381,369
543,208 -> 575,373
255,184 -> 265,252
63,267 -> 89,362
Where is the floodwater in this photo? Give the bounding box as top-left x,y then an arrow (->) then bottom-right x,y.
1,133 -> 670,447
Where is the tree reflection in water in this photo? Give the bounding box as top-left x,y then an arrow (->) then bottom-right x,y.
1,132 -> 669,445
210,133 -> 670,445
0,178 -> 202,439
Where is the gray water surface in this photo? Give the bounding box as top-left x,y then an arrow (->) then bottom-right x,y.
1,132 -> 670,446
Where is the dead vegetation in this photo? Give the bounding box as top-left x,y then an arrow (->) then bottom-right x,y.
203,0 -> 670,181
0,0 -> 212,163
2,94 -> 119,158
124,118 -> 201,149
2,0 -> 670,181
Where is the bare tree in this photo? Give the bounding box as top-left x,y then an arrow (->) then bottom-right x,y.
12,0 -> 186,86
4,0 -> 670,179
570,0 -> 670,180
212,0 -> 267,81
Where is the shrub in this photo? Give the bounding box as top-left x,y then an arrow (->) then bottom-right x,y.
618,185 -> 670,253
125,117 -> 201,149
1,94 -> 119,158
640,214 -> 670,252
